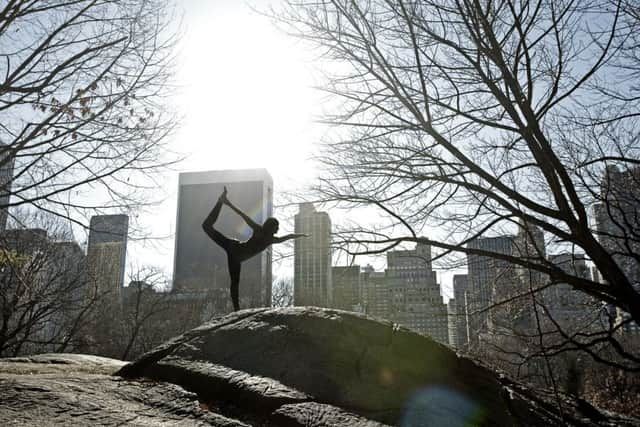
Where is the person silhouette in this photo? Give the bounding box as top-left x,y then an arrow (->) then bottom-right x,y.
202,186 -> 307,311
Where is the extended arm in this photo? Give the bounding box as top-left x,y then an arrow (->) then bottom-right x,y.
225,196 -> 261,231
273,233 -> 308,244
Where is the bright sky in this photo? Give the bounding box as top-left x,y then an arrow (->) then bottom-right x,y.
127,0 -> 323,282
126,0 -> 455,300
174,0 -> 320,177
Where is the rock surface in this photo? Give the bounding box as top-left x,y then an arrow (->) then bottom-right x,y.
1,307 -> 638,426
0,353 -> 246,426
117,307 -> 639,426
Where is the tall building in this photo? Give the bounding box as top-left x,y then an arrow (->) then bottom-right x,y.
332,265 -> 361,311
44,240 -> 87,351
465,235 -> 514,343
545,253 -> 595,327
594,165 -> 640,333
0,146 -> 14,232
0,228 -> 86,354
447,299 -> 458,349
449,274 -> 469,349
363,266 -> 388,317
173,169 -> 273,312
513,221 -> 546,288
87,214 -> 129,302
293,203 -> 332,307
385,242 -> 448,344
488,223 -> 546,335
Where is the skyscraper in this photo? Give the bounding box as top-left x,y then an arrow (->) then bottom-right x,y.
332,265 -> 361,311
465,235 -> 515,343
363,266 -> 388,317
449,274 -> 469,349
87,214 -> 129,302
447,299 -> 458,349
0,146 -> 14,232
385,242 -> 449,344
0,228 -> 86,354
488,223 -> 546,335
513,221 -> 546,288
545,253 -> 594,327
594,165 -> 640,333
294,203 -> 332,307
173,169 -> 273,311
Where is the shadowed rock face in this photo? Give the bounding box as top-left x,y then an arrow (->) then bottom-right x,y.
116,307 -> 638,427
0,354 -> 246,426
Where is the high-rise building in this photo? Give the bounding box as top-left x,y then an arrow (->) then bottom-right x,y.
449,274 -> 469,349
88,214 -> 129,246
488,223 -> 546,335
465,235 -> 515,343
44,240 -> 87,351
0,228 -> 86,354
447,299 -> 458,348
173,169 -> 273,312
513,221 -> 546,288
0,228 -> 48,251
294,203 -> 332,307
545,253 -> 595,328
332,265 -> 361,311
363,266 -> 388,317
594,165 -> 640,333
87,214 -> 129,302
0,146 -> 15,232
385,242 -> 448,344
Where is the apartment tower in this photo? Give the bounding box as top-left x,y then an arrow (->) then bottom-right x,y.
293,203 -> 332,307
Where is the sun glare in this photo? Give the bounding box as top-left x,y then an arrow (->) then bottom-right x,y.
176,1 -> 319,183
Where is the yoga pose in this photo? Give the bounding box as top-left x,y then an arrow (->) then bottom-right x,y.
202,187 -> 306,311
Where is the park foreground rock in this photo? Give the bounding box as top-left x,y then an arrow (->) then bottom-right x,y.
0,353 -> 244,426
117,307 -> 638,426
1,307 -> 638,426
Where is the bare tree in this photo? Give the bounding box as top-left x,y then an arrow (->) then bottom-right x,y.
0,211 -> 98,356
0,0 -> 180,229
274,0 -> 640,367
272,277 -> 294,308
118,266 -> 170,360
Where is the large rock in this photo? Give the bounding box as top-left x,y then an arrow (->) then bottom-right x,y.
0,353 -> 247,426
117,307 -> 639,426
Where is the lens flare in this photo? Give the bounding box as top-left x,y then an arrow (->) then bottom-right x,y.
234,201 -> 265,237
401,386 -> 485,427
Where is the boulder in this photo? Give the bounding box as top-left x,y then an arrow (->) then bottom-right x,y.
117,307 -> 639,426
0,353 -> 247,426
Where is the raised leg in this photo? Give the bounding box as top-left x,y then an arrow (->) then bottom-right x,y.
202,193 -> 231,250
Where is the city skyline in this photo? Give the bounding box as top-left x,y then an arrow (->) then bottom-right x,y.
0,163 -> 609,306
1,164 -> 609,302
1,166 -> 633,372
